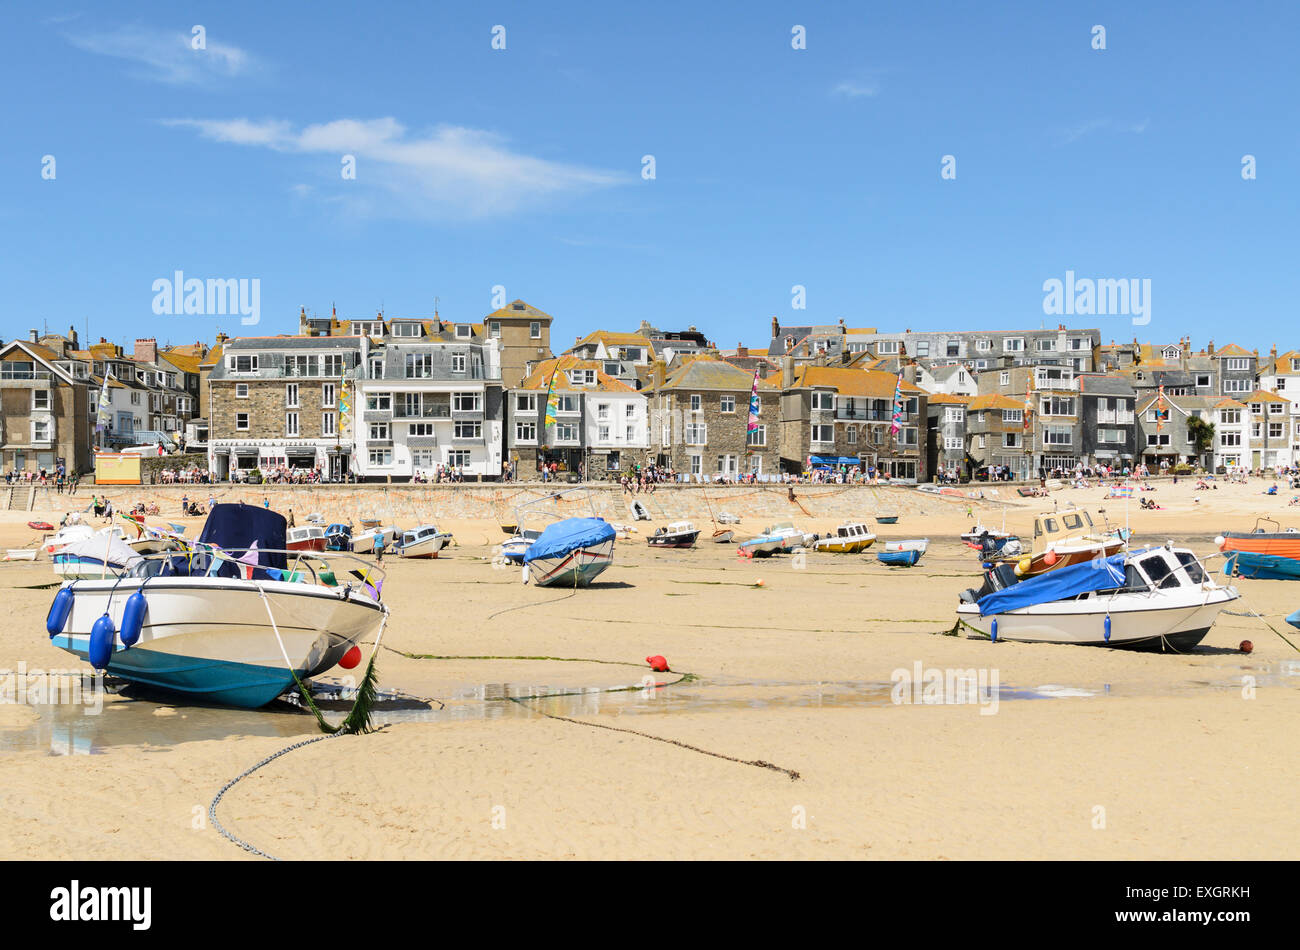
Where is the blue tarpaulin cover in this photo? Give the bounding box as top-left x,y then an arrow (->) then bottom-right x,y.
977,552 -> 1127,616
191,503 -> 290,579
524,517 -> 616,563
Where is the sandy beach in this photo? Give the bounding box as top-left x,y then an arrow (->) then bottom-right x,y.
1,477 -> 1297,860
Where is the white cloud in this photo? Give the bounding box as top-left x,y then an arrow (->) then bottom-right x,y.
1057,118 -> 1150,145
833,79 -> 880,98
164,117 -> 627,218
66,25 -> 258,85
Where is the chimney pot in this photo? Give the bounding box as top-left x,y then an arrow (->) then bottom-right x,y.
29,329 -> 38,343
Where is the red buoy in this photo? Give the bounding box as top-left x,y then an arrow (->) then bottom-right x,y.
339,646 -> 362,669
645,655 -> 670,672
1240,640 -> 1253,654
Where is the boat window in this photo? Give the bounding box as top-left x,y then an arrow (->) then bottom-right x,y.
1034,520 -> 1042,538
1063,514 -> 1083,530
1122,563 -> 1149,591
1043,518 -> 1058,534
1083,511 -> 1095,528
1140,555 -> 1174,588
1175,551 -> 1206,585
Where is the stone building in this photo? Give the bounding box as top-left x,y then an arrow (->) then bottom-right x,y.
0,338 -> 93,474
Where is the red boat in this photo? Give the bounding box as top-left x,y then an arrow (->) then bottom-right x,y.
286,525 -> 327,553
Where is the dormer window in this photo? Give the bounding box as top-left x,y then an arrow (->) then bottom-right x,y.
391,323 -> 422,338
456,324 -> 472,339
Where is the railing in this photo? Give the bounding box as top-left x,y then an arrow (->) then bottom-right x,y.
394,405 -> 450,419
0,368 -> 52,381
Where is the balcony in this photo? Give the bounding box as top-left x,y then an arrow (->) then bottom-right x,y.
394,404 -> 450,419
836,408 -> 892,422
363,409 -> 392,422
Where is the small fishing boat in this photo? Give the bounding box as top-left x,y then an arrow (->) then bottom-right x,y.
52,530 -> 144,580
957,545 -> 1237,651
4,549 -> 38,561
43,523 -> 96,555
711,528 -> 735,544
398,524 -> 452,558
630,500 -> 652,521
500,529 -> 541,563
1217,520 -> 1300,579
523,517 -> 616,587
1014,508 -> 1126,578
875,515 -> 900,525
716,512 -> 741,525
350,525 -> 399,554
27,521 -> 55,532
287,524 -> 327,553
359,517 -> 382,529
961,523 -> 1012,544
46,504 -> 387,708
738,533 -> 785,558
648,521 -> 700,548
325,523 -> 353,552
814,522 -> 876,553
877,539 -> 928,566
763,521 -> 814,552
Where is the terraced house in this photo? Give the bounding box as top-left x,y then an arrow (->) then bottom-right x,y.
207,335 -> 362,480
506,356 -> 649,478
769,362 -> 928,481
964,393 -> 1032,478
351,318 -> 504,481
976,363 -> 1083,475
647,356 -> 778,479
1256,348 -> 1300,468
0,337 -> 93,474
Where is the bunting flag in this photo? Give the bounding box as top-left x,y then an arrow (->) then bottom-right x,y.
337,376 -> 352,433
889,373 -> 904,435
1023,375 -> 1035,433
544,362 -> 561,428
94,371 -> 113,433
1156,384 -> 1167,432
746,367 -> 761,432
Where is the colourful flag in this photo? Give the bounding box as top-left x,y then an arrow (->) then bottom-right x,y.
746,367 -> 761,433
544,362 -> 561,428
1110,485 -> 1134,498
1155,384 -> 1166,432
889,373 -> 904,435
1023,375 -> 1035,433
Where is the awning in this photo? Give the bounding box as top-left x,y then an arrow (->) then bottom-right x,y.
809,455 -> 862,465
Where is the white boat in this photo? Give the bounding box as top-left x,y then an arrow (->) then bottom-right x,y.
52,531 -> 144,580
647,521 -> 700,548
398,524 -> 452,558
813,522 -> 876,553
500,529 -> 541,563
351,525 -> 400,554
286,524 -> 327,553
47,504 -> 387,708
957,545 -> 1238,651
42,523 -> 96,555
711,528 -> 735,544
4,549 -> 38,561
738,533 -> 785,558
961,523 -> 1012,543
523,518 -> 615,587
763,521 -> 814,551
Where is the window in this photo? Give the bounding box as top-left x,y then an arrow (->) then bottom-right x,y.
716,454 -> 737,475
369,358 -> 384,380
690,394 -> 702,412
236,413 -> 249,430
228,355 -> 258,373
443,450 -> 470,468
1043,425 -> 1072,445
846,425 -> 857,444
285,355 -> 319,378
1003,338 -> 1024,352
915,341 -> 930,357
453,392 -> 481,412
1002,409 -> 1023,424
999,372 -> 1010,386
685,423 -> 707,445
1225,358 -> 1250,371
1249,403 -> 1262,415
391,323 -> 422,338
31,389 -> 51,411
944,437 -> 963,450
130,390 -> 142,405
604,362 -> 620,377
323,354 -> 345,377
1036,339 -> 1056,352
976,339 -> 992,352
370,422 -> 391,441
32,420 -> 51,442
1270,422 -> 1285,439
1097,429 -> 1123,443
1269,401 -> 1284,415
597,403 -> 610,420
489,321 -> 501,338
811,424 -> 834,443
454,325 -> 471,339
408,423 -> 436,436
322,383 -> 336,408
454,420 -> 482,440
1147,433 -> 1171,447
367,393 -> 392,411
368,449 -> 393,466
1220,409 -> 1241,424
286,383 -> 299,408
899,427 -> 918,446
354,322 -> 383,337
811,392 -> 833,411
746,425 -> 767,447
530,322 -> 541,339
285,412 -> 299,436
1251,422 -> 1262,438
625,425 -> 637,442
555,423 -> 579,442
1223,379 -> 1250,393
412,450 -> 438,468
557,394 -> 579,413
720,395 -> 736,413
451,353 -> 466,374
877,340 -> 900,355
598,425 -> 610,441
625,403 -> 636,418
405,354 -> 432,378
689,454 -> 702,476
945,407 -> 964,423
1003,432 -> 1020,448
1196,374 -> 1211,388
322,412 -> 336,436
1040,396 -> 1075,416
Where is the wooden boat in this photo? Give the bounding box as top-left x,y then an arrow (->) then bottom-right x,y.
813,522 -> 876,553
958,546 -> 1237,652
648,522 -> 700,548
359,517 -> 382,529
1218,520 -> 1300,579
1013,508 -> 1126,578
877,539 -> 928,566
875,515 -> 899,525
711,528 -> 735,544
286,524 -> 327,553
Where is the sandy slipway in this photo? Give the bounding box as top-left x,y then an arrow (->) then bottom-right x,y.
0,478 -> 1297,859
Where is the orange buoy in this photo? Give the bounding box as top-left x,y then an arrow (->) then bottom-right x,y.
339,645 -> 362,669
1240,640 -> 1253,654
645,655 -> 670,672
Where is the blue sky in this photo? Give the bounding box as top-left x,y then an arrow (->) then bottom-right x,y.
2,1 -> 1296,354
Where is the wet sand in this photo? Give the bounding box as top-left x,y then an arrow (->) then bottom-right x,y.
1,478 -> 1297,859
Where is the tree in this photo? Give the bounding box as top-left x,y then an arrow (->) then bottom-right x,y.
1186,415 -> 1216,469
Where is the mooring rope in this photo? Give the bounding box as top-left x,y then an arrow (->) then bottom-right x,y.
1223,601 -> 1300,653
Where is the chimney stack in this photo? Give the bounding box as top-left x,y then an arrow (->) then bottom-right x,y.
133,338 -> 158,364
1207,339 -> 1215,356
652,359 -> 666,391
29,329 -> 38,343
69,325 -> 78,348
736,344 -> 748,358
782,354 -> 794,389
771,316 -> 780,339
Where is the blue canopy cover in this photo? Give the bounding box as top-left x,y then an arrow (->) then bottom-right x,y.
524,518 -> 616,563
977,553 -> 1127,616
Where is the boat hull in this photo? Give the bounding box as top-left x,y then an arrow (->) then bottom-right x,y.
877,549 -> 922,566
1222,550 -> 1300,580
49,578 -> 384,707
711,529 -> 734,544
957,589 -> 1236,651
52,555 -> 132,580
1021,539 -> 1125,577
399,536 -> 448,558
287,538 -> 327,553
738,538 -> 783,558
527,541 -> 614,587
648,531 -> 699,549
